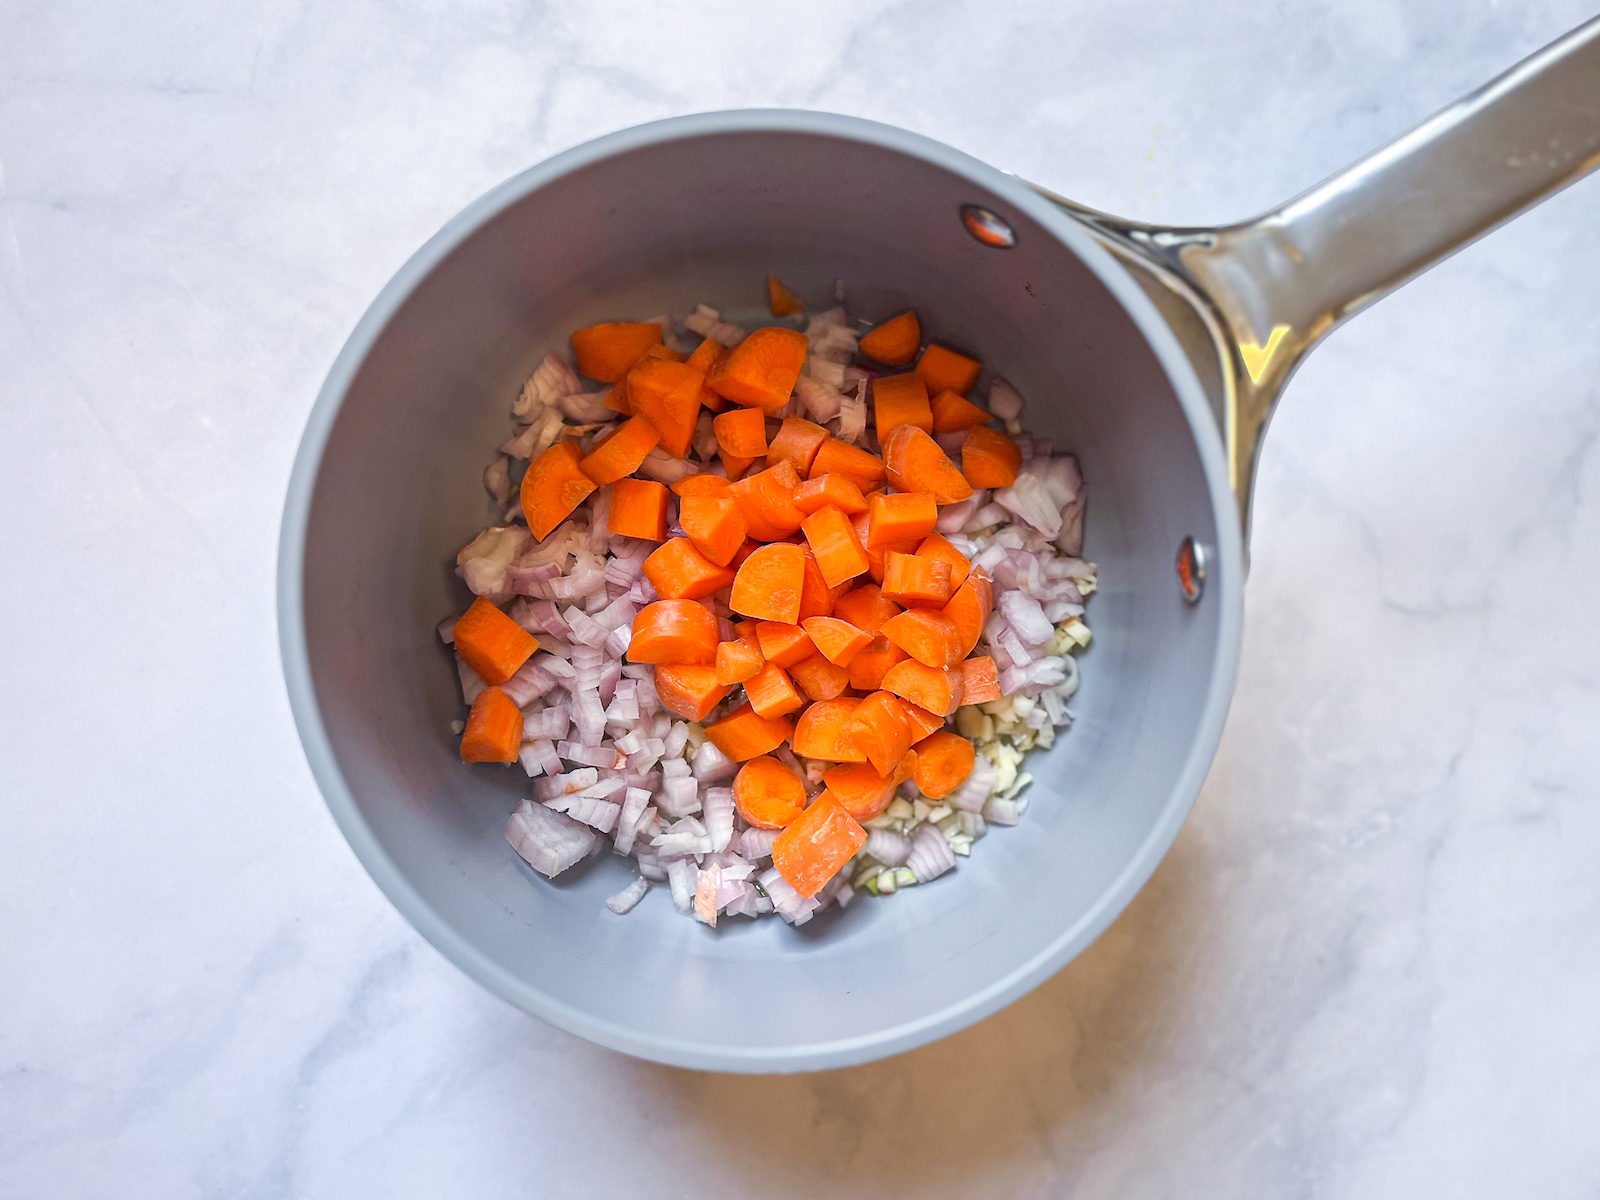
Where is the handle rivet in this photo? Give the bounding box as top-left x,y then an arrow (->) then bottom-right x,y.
1177,537 -> 1207,604
960,205 -> 1016,248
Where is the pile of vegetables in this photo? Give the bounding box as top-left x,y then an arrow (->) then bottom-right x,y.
441,277 -> 1093,925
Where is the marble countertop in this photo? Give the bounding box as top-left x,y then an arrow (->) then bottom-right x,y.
5,2 -> 1599,1195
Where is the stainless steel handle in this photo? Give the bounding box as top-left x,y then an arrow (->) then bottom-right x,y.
1040,16 -> 1600,540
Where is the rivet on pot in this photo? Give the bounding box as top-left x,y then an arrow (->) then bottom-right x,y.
1176,537 -> 1207,604
960,205 -> 1016,248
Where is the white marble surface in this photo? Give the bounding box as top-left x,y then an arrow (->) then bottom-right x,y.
4,1 -> 1599,1194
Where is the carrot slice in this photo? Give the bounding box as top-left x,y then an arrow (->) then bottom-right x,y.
654,664 -> 732,722
808,438 -> 887,491
790,698 -> 865,762
571,321 -> 662,382
772,791 -> 867,898
942,569 -> 994,658
798,547 -> 834,620
881,607 -> 962,668
714,635 -> 764,686
713,407 -> 767,458
847,636 -> 909,691
801,616 -> 873,666
627,358 -> 703,459
961,426 -> 1022,488
453,596 -> 539,685
915,532 -> 972,590
881,659 -> 963,716
767,416 -> 830,475
745,662 -> 804,719
912,731 -> 976,799
899,701 -> 945,741
831,584 -> 902,635
731,543 -> 806,623
767,275 -> 805,317
728,461 -> 805,540
643,537 -> 737,600
754,621 -> 815,669
679,496 -> 748,567
872,372 -> 933,443
579,415 -> 661,485
460,685 -> 523,763
822,753 -> 916,822
794,472 -> 868,516
672,472 -> 734,498
880,552 -> 954,607
958,655 -> 1001,705
858,310 -> 920,366
915,343 -> 981,397
848,689 -> 914,776
607,477 -> 669,541
734,754 -> 808,828
706,326 -> 809,410
521,440 -> 597,540
930,390 -> 991,433
627,599 -> 719,665
789,652 -> 851,701
705,702 -> 794,762
801,505 -> 871,588
882,425 -> 974,504
866,492 -> 938,549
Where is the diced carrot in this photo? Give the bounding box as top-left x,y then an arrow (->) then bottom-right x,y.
706,326 -> 809,410
767,416 -> 830,475
571,321 -> 662,382
603,380 -> 633,416
822,752 -> 916,822
729,460 -> 805,540
714,636 -> 764,686
730,538 -> 762,569
744,662 -> 804,719
460,685 -> 523,763
521,440 -> 597,541
899,701 -> 945,740
789,652 -> 851,701
912,730 -> 976,799
915,532 -> 972,590
872,372 -> 933,443
607,477 -> 669,541
831,584 -> 902,635
731,543 -> 806,623
790,698 -> 865,762
881,552 -> 954,607
866,491 -> 938,549
808,438 -> 887,491
942,569 -> 994,658
627,358 -> 703,459
453,596 -> 539,685
848,689 -> 914,776
847,636 -> 909,691
800,616 -> 873,666
882,424 -> 974,504
958,655 -> 1000,705
767,275 -> 806,317
705,702 -> 794,762
642,343 -> 685,364
801,505 -> 870,588
961,426 -> 1022,488
734,754 -> 808,829
915,343 -> 981,397
654,664 -> 732,722
643,537 -> 736,600
579,415 -> 660,485
713,406 -> 767,458
794,472 -> 868,516
881,659 -> 963,716
930,389 -> 991,432
754,621 -> 815,669
881,607 -> 962,668
772,791 -> 867,898
627,599 -> 719,665
672,472 -> 734,498
685,338 -> 726,412
679,496 -> 748,567
721,453 -> 756,480
798,547 -> 833,620
858,310 -> 920,366
852,509 -> 921,585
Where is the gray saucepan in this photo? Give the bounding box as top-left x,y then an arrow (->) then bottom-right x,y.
278,20 -> 1600,1071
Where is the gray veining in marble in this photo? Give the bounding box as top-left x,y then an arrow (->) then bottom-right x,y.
3,1 -> 1598,1196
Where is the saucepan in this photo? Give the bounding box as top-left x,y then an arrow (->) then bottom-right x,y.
278,20 -> 1600,1071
